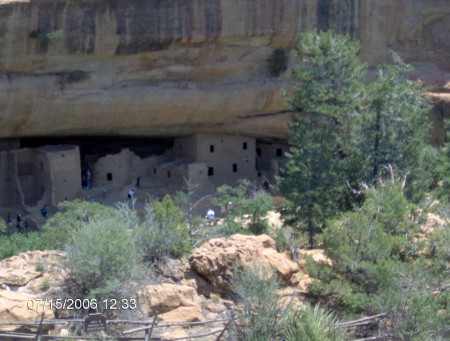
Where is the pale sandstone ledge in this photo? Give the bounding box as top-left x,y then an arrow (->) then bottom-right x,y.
0,0 -> 449,138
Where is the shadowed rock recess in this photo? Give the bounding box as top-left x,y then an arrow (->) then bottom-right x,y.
0,0 -> 449,138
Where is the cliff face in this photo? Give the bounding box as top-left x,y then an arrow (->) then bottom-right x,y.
0,0 -> 449,138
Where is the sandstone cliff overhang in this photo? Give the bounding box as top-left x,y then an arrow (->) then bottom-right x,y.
0,0 -> 449,138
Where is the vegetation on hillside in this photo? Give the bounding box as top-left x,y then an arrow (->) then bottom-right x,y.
278,30 -> 449,340
215,179 -> 272,235
230,262 -> 284,341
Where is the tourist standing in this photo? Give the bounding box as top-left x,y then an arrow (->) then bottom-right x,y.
86,169 -> 92,190
40,205 -> 48,219
205,209 -> 215,226
7,213 -> 12,228
16,213 -> 22,229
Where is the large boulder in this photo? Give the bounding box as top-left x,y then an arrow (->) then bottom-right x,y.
137,283 -> 202,316
189,234 -> 299,292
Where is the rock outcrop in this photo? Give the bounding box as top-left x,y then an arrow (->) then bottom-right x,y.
0,268 -> 41,288
159,306 -> 205,323
0,250 -> 67,291
137,283 -> 202,315
0,0 -> 449,139
0,290 -> 55,332
189,234 -> 299,292
0,251 -> 66,332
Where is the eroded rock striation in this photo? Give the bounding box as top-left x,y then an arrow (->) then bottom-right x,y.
0,0 -> 449,138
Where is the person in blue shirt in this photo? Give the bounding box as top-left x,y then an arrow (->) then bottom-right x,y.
41,205 -> 48,219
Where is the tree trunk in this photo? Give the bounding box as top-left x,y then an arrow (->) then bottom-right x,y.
372,107 -> 381,180
308,217 -> 314,249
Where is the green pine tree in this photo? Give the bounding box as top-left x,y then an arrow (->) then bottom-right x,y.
279,30 -> 367,248
365,52 -> 432,201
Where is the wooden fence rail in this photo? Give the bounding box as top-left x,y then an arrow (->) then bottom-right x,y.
0,312 -> 388,340
0,315 -> 230,341
0,317 -> 229,328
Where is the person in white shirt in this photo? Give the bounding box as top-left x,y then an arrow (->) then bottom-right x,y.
205,209 -> 215,225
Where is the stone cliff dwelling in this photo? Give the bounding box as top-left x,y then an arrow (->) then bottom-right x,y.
92,133 -> 288,192
0,145 -> 80,211
0,134 -> 287,222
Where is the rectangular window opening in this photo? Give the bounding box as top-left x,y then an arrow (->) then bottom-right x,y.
233,163 -> 238,173
276,148 -> 283,157
210,145 -> 215,153
107,173 -> 113,181
167,170 -> 171,178
256,148 -> 262,157
208,167 -> 214,176
243,142 -> 248,150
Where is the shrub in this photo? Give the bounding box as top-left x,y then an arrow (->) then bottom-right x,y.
273,228 -> 290,252
428,226 -> 450,265
0,219 -> 7,235
153,194 -> 186,229
40,278 -> 50,292
0,201 -> 117,261
64,216 -> 140,303
29,29 -> 64,43
216,180 -> 272,235
306,181 -> 448,339
435,141 -> 450,202
0,233 -> 39,260
384,280 -> 448,341
38,200 -> 116,250
43,29 -> 64,43
0,227 -> 69,260
308,182 -> 422,313
230,262 -> 284,341
28,30 -> 39,39
268,48 -> 288,76
35,261 -> 45,272
45,200 -> 115,230
282,304 -> 348,341
135,197 -> 191,261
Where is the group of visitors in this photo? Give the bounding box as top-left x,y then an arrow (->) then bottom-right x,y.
6,213 -> 28,232
3,203 -> 50,233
